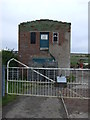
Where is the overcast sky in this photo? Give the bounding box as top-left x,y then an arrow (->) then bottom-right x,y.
1,0 -> 89,53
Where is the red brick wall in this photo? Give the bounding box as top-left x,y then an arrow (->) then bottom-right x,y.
18,31 -> 67,66
18,31 -> 40,65
49,32 -> 53,45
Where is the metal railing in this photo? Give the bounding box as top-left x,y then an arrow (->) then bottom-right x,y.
7,65 -> 89,99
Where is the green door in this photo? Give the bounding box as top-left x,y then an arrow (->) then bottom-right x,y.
40,32 -> 49,50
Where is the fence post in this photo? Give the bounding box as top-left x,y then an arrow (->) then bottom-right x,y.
2,65 -> 5,96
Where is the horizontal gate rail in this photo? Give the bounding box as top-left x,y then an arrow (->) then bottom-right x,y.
7,80 -> 52,84
7,66 -> 90,71
7,80 -> 88,85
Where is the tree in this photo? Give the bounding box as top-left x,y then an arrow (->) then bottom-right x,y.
2,50 -> 18,66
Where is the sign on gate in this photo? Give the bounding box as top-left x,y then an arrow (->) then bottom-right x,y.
57,76 -> 67,83
55,76 -> 67,88
7,58 -> 90,99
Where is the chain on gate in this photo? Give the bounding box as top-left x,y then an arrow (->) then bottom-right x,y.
7,58 -> 90,99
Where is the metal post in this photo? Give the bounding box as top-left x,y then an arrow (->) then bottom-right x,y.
7,64 -> 8,94
2,65 -> 5,96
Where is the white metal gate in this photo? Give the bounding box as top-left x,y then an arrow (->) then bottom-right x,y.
7,58 -> 90,99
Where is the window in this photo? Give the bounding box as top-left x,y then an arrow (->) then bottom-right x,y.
31,32 -> 36,44
53,32 -> 59,43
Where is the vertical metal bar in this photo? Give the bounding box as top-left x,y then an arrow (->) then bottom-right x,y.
82,70 -> 84,97
7,66 -> 8,94
87,70 -> 89,98
10,68 -> 12,93
51,70 -> 54,96
87,70 -> 88,98
65,70 -> 67,98
40,69 -> 43,95
36,69 -> 37,95
68,70 -> 70,98
71,70 -> 73,98
43,69 -> 45,96
44,69 -> 47,96
27,68 -> 28,94
29,69 -> 31,95
53,69 -> 56,96
76,70 -> 78,98
72,70 -> 74,98
67,70 -> 69,98
11,68 -> 14,93
32,69 -> 33,95
17,68 -> 18,94
35,69 -> 36,95
78,70 -> 80,98
15,68 -> 17,94
38,69 -> 40,95
56,69 -> 58,97
16,68 -> 19,93
47,69 -> 48,96
25,68 -> 26,94
2,65 -> 5,96
22,68 -> 23,94
43,69 -> 44,96
39,69 -> 41,96
19,68 -> 20,94
36,69 -> 38,95
66,70 -> 68,98
14,69 -> 15,94
37,69 -> 38,95
48,70 -> 50,96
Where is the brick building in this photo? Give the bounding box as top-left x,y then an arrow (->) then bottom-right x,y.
18,19 -> 71,68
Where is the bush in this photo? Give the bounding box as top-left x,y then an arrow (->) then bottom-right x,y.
67,74 -> 75,82
2,50 -> 18,67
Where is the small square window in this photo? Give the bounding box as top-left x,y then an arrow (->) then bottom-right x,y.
31,32 -> 36,44
53,32 -> 59,43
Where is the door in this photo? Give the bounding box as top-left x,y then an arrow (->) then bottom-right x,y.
40,32 -> 49,50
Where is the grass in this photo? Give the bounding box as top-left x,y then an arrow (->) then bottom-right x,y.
2,80 -> 30,106
2,94 -> 17,106
2,80 -> 18,106
70,54 -> 89,68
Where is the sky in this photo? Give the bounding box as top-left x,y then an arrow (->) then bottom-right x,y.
1,0 -> 89,53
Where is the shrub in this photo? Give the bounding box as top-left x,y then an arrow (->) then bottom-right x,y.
67,74 -> 75,82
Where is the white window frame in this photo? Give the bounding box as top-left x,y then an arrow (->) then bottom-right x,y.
53,32 -> 59,44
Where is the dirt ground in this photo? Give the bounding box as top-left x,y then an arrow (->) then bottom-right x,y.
2,96 -> 89,119
64,98 -> 89,118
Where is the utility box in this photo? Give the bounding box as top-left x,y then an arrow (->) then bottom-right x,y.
55,76 -> 67,88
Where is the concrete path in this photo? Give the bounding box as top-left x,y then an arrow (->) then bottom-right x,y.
2,96 -> 67,118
